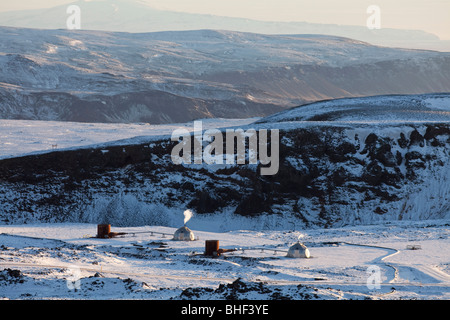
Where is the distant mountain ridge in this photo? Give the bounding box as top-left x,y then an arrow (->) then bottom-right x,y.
0,0 -> 448,51
1,26 -> 450,123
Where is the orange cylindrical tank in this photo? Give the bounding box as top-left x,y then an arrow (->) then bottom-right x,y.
205,240 -> 220,256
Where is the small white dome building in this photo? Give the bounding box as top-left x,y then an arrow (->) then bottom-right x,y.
287,242 -> 310,258
173,226 -> 195,241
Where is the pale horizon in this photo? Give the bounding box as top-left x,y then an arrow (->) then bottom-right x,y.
0,0 -> 449,40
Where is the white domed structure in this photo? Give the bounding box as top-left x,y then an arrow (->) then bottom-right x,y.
287,242 -> 310,258
173,226 -> 195,241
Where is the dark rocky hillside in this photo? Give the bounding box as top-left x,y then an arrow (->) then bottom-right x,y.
0,118 -> 449,228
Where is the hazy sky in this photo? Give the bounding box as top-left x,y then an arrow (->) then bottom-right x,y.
1,0 -> 449,39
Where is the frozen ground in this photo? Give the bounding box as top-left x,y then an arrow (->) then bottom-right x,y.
0,104 -> 449,300
0,219 -> 448,300
0,117 -> 258,160
257,93 -> 450,123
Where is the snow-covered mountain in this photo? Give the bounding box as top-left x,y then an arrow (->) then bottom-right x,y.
258,93 -> 450,123
0,93 -> 449,228
1,0 -> 448,51
1,26 -> 450,124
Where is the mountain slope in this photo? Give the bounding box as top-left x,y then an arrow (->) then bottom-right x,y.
258,93 -> 450,123
1,27 -> 450,124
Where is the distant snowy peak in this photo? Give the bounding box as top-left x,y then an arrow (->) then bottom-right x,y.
0,26 -> 435,72
0,0 -> 448,51
0,26 -> 447,84
257,93 -> 450,124
1,26 -> 450,124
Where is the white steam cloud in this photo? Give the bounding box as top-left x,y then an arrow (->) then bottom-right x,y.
183,209 -> 194,225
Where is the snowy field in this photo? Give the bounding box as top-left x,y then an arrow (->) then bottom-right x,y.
0,219 -> 449,300
0,115 -> 449,300
0,118 -> 259,160
1,93 -> 449,160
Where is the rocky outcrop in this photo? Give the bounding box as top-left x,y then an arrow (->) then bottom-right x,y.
0,121 -> 448,227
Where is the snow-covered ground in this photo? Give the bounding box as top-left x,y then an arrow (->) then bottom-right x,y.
0,117 -> 258,160
258,93 -> 450,123
1,110 -> 449,300
0,219 -> 448,300
2,91 -> 449,161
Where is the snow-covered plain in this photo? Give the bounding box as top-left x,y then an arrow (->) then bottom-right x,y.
0,117 -> 258,160
1,106 -> 449,300
0,219 -> 448,300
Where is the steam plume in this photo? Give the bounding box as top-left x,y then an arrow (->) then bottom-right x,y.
183,209 -> 194,225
